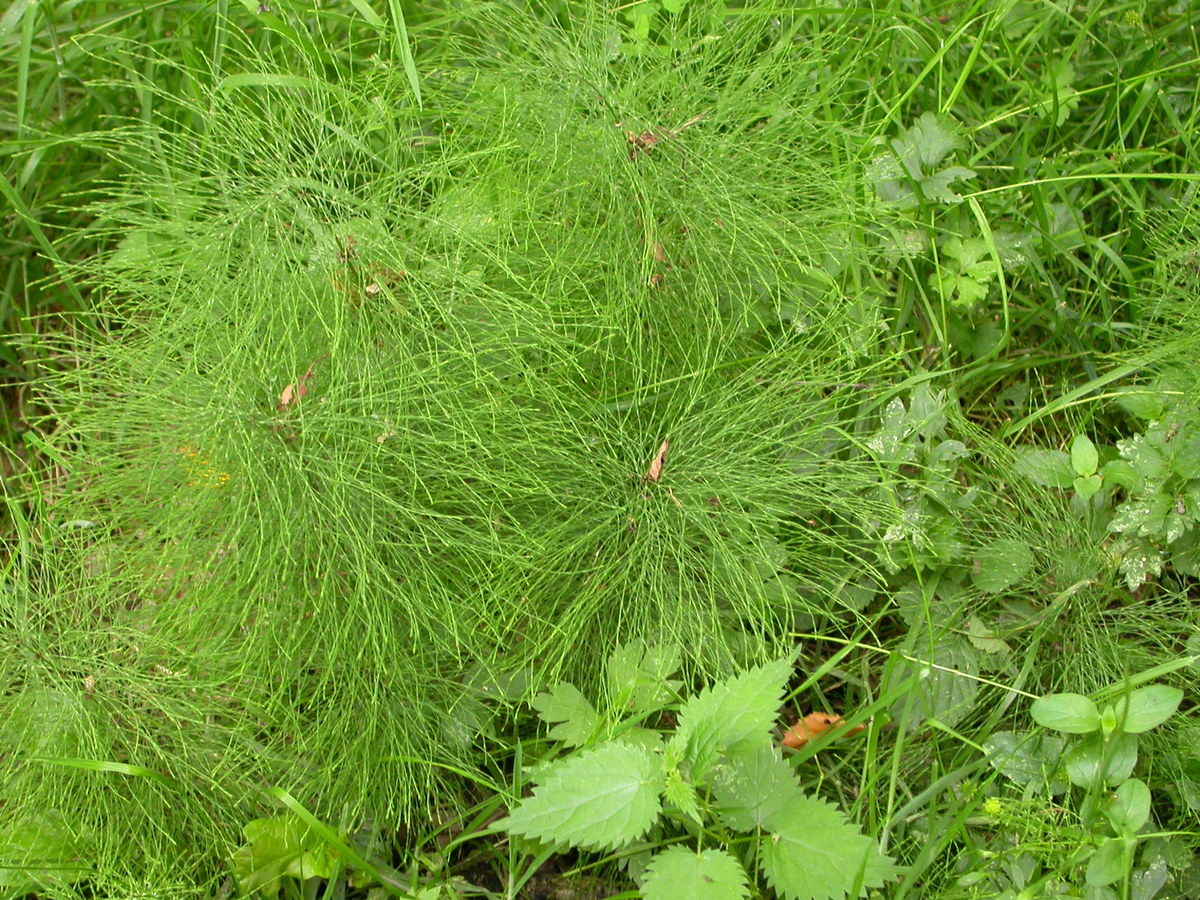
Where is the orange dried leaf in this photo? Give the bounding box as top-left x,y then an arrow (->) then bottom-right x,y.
781,712 -> 865,750
643,439 -> 670,483
278,367 -> 315,410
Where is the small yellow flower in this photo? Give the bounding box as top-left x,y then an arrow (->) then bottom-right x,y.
983,797 -> 1004,817
178,446 -> 231,488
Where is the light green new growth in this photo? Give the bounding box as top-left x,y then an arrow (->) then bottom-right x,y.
6,3 -> 901,892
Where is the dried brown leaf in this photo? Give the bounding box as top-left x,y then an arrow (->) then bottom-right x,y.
278,365 -> 316,410
780,712 -> 866,750
643,439 -> 670,483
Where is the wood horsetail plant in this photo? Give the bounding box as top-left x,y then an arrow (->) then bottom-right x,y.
498,644 -> 895,900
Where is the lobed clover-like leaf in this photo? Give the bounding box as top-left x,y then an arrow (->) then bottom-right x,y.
642,846 -> 749,900
499,742 -> 662,852
672,656 -> 793,781
759,796 -> 896,900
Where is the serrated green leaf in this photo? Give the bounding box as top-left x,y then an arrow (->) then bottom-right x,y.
1014,448 -> 1075,488
971,538 -> 1035,593
643,846 -> 749,900
759,796 -> 895,900
232,814 -> 337,898
1110,493 -> 1174,539
674,657 -> 793,780
1116,539 -> 1164,590
1114,685 -> 1182,733
1031,693 -> 1101,733
1035,60 -> 1080,126
890,634 -> 979,730
921,165 -> 976,205
1118,435 -> 1166,480
500,743 -> 662,852
531,683 -> 601,748
605,640 -> 681,714
966,615 -> 1011,655
899,112 -> 965,169
1171,431 -> 1200,480
713,744 -> 800,832
662,768 -> 702,825
613,726 -> 665,754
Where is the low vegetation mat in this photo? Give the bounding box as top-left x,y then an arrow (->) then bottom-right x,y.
2,2 -> 1199,898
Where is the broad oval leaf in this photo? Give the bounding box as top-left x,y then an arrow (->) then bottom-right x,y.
1071,434 -> 1099,477
1113,685 -> 1182,734
1030,693 -> 1101,734
1064,733 -> 1138,789
1086,837 -> 1129,887
499,742 -> 662,852
643,846 -> 749,900
1106,778 -> 1151,834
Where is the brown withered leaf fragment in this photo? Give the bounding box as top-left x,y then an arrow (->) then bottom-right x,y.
653,241 -> 665,263
278,367 -> 314,410
781,712 -> 866,751
643,439 -> 670,483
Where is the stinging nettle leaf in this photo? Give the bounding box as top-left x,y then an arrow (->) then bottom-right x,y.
500,742 -> 662,852
971,538 -> 1035,594
531,683 -> 601,748
759,796 -> 897,900
674,656 -> 793,781
605,640 -> 682,714
643,846 -> 749,900
713,744 -> 800,832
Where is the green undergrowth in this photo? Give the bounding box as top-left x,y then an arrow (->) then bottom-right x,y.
2,1 -> 1199,898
